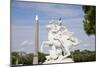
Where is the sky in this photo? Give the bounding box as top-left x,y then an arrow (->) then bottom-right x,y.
11,0 -> 96,53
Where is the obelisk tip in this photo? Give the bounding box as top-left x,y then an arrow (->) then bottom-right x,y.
35,15 -> 38,21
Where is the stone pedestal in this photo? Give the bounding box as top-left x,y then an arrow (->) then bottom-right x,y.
43,58 -> 74,64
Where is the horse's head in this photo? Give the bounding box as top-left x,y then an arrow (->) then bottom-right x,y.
46,20 -> 55,32
46,20 -> 63,33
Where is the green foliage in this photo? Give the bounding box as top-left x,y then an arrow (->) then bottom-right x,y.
11,52 -> 47,65
11,56 -> 17,64
38,52 -> 46,64
11,52 -> 20,65
23,53 -> 33,65
82,6 -> 96,35
72,50 -> 96,62
11,50 -> 96,66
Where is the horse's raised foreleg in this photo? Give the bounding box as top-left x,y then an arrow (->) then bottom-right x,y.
41,41 -> 47,52
41,41 -> 52,52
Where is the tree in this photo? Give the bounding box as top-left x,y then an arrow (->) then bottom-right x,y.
11,52 -> 20,65
72,50 -> 96,62
11,52 -> 27,65
82,6 -> 96,35
38,52 -> 46,64
23,53 -> 33,65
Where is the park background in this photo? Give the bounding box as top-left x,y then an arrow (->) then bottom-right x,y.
10,0 -> 96,65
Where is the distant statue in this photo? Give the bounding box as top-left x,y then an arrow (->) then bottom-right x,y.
41,19 -> 79,63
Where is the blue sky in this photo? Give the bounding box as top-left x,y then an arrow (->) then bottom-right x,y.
11,0 -> 96,53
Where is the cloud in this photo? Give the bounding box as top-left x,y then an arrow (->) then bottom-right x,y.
21,40 -> 33,46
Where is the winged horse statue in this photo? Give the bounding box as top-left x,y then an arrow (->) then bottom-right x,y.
41,19 -> 79,63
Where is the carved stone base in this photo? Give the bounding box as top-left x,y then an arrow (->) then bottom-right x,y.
43,58 -> 74,64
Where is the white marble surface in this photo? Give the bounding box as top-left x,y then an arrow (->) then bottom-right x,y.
43,58 -> 74,64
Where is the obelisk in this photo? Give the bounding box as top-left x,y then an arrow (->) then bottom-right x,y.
33,15 -> 39,64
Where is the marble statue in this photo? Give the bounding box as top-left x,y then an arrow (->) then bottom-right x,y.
41,19 -> 79,64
